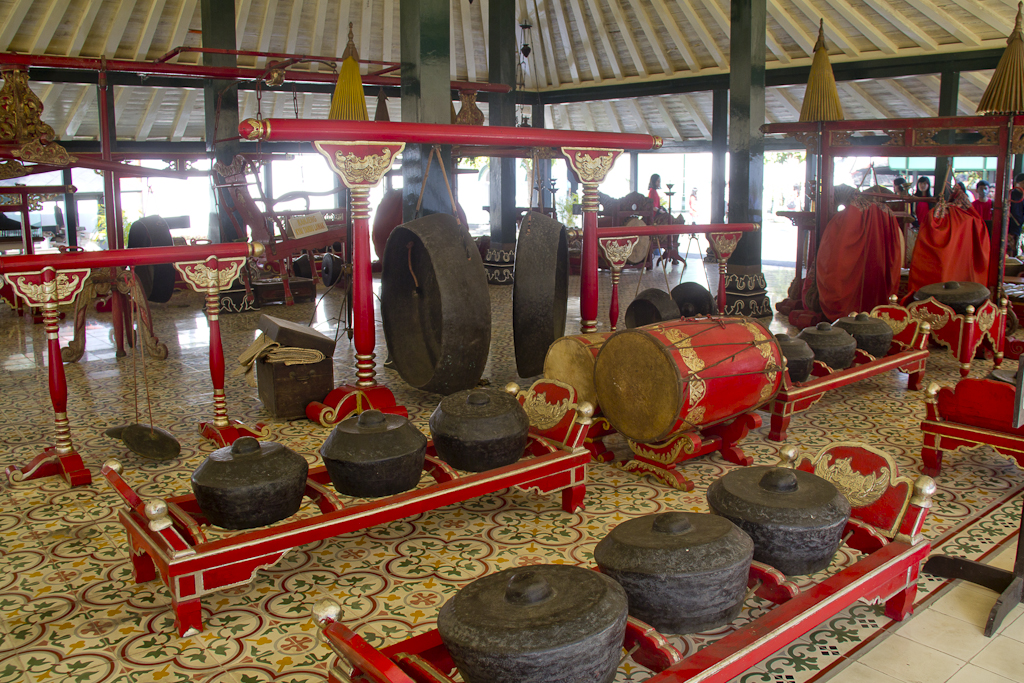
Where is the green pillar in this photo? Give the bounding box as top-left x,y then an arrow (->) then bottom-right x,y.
202,0 -> 239,242
726,0 -> 771,318
711,88 -> 728,224
484,0 -> 518,284
400,0 -> 453,222
935,70 -> 959,194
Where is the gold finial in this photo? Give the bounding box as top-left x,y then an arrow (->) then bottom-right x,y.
813,19 -> 825,53
103,459 -> 123,474
505,382 -> 521,395
911,475 -> 937,508
779,445 -> 798,467
342,22 -> 359,62
312,598 -> 343,627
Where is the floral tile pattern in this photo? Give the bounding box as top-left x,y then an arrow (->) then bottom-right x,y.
0,262 -> 1020,683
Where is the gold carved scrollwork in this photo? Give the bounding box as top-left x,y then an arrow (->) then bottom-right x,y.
873,312 -> 909,336
1013,127 -> 1024,155
708,232 -> 741,259
813,458 -> 890,507
174,260 -> 244,292
663,327 -> 707,407
0,70 -> 75,165
10,271 -> 88,305
0,159 -> 26,179
914,129 -> 940,146
977,307 -> 996,333
242,118 -> 267,141
12,137 -> 76,165
521,390 -> 572,431
599,237 -> 639,266
571,151 -> 616,183
829,130 -> 853,147
883,130 -> 906,146
908,302 -> 952,333
333,148 -> 395,185
975,128 -> 1000,145
786,131 -> 818,153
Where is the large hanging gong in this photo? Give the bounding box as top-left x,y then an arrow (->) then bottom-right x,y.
381,213 -> 491,395
512,211 -> 568,377
126,215 -> 175,303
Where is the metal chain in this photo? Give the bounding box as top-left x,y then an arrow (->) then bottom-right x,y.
292,84 -> 299,119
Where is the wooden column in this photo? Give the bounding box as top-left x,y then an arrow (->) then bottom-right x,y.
485,0 -> 517,284
726,0 -> 770,318
400,0 -> 453,222
62,168 -> 78,248
202,0 -> 240,242
533,102 -> 551,211
935,70 -> 959,192
711,88 -> 728,224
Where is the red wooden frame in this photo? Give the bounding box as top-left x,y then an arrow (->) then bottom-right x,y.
906,296 -> 1006,377
767,301 -> 930,441
309,442 -> 936,683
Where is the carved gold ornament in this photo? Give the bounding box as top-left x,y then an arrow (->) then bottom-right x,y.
873,312 -> 909,336
883,129 -> 906,146
0,69 -> 75,165
1013,127 -> 1024,154
914,129 -> 940,146
173,259 -> 245,292
333,148 -> 395,184
907,301 -> 952,333
708,232 -> 741,259
7,269 -> 89,305
786,130 -> 819,153
566,150 -> 617,183
521,389 -> 572,431
12,137 -> 76,165
814,457 -> 889,507
0,159 -> 26,179
599,237 -> 640,266
977,306 -> 996,333
663,326 -> 707,407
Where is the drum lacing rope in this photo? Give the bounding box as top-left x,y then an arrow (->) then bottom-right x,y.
657,323 -> 785,379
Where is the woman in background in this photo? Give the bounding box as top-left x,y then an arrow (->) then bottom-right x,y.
648,174 -> 663,212
913,176 -> 931,227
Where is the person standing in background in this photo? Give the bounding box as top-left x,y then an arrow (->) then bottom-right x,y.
688,187 -> 699,223
648,174 -> 663,212
972,180 -> 994,232
1009,174 -> 1024,257
913,176 -> 931,227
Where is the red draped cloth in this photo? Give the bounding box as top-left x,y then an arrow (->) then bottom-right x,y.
907,203 -> 989,294
815,202 -> 903,321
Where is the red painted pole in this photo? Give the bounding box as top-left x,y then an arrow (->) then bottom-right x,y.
597,223 -> 757,238
40,268 -> 73,455
204,256 -> 230,429
350,186 -> 376,387
580,184 -> 600,333
98,72 -> 121,251
240,118 -> 662,151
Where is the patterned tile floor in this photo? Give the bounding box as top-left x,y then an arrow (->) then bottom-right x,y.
0,260 -> 1021,683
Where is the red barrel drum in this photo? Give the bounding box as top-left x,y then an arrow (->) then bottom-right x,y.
593,318 -> 784,443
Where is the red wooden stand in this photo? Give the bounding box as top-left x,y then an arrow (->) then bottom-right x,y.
622,414 -> 762,491
173,255 -> 269,446
907,297 -> 1006,378
767,302 -> 930,441
920,378 -> 1024,475
310,443 -> 936,683
4,266 -> 93,486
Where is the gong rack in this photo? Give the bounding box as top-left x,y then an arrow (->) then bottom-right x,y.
309,442 -> 938,683
239,118 -> 758,428
767,299 -> 932,442
0,242 -> 266,487
100,379 -> 594,636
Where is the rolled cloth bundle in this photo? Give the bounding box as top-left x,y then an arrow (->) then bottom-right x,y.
907,191 -> 990,293
815,198 -> 902,321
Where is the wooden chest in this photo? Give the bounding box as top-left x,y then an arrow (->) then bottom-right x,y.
256,357 -> 334,418
256,315 -> 337,418
253,276 -> 316,305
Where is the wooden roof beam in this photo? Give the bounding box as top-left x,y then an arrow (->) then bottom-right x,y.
787,0 -> 859,57
945,0 -> 1014,33
61,85 -> 95,139
549,0 -> 583,83
583,0 -> 626,80
135,90 -> 166,141
0,0 -> 36,52
767,0 -> 817,56
820,0 -> 899,54
235,0 -> 253,41
460,0 -> 478,83
382,0 -> 395,63
104,0 -> 138,58
606,0 -> 648,77
653,96 -> 687,141
962,71 -> 992,92
701,0 -> 788,64
65,1 -> 104,57
568,0 -> 607,82
132,0 -> 169,61
624,0 -> 675,76
579,102 -> 598,131
172,90 -> 200,142
285,0 -> 306,56
603,100 -> 624,132
481,0 -> 490,66
922,74 -> 980,115
900,0 -> 981,46
167,0 -> 200,60
649,0 -> 703,72
30,0 -> 72,55
844,81 -> 896,118
256,0 -> 281,67
629,99 -> 653,134
532,0 -> 560,87
674,0 -> 725,68
677,93 -> 711,140
857,0 -> 937,50
359,0 -> 373,72
774,87 -> 803,119
884,79 -> 937,116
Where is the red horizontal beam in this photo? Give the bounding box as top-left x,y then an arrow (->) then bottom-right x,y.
597,223 -> 756,237
0,184 -> 74,194
763,114 -> 1023,134
241,118 -> 662,151
0,242 -> 263,275
0,52 -> 510,93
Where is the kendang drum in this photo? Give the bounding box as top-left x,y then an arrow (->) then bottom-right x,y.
542,332 -> 612,407
594,318 -> 784,444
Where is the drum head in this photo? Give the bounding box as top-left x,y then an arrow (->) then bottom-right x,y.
542,334 -> 607,406
594,330 -> 682,443
381,213 -> 491,395
513,212 -> 569,377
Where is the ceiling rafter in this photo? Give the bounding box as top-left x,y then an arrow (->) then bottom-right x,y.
583,0 -> 625,80
787,0 -> 859,57
605,0 -> 648,77
0,0 -> 36,52
653,96 -> 686,140
623,0 -> 675,76
857,0 -> 937,50
519,0 -> 549,87
578,101 -> 597,130
135,90 -> 166,139
677,94 -> 711,139
603,100 -> 623,132
629,99 -> 652,134
531,0 -> 559,87
819,0 -> 899,55
962,71 -> 992,92
104,0 -> 138,58
256,0 -> 281,67
235,0 -> 253,42
172,89 -> 200,141
382,0 -> 395,63
66,1 -> 104,57
62,85 -> 95,139
359,0 -> 373,75
767,0 -> 817,56
567,0 -> 604,82
549,0 -> 583,83
673,0 -> 725,68
30,0 -> 72,55
775,87 -> 803,118
132,0 -> 169,61
284,0 -> 305,55
460,0 -> 478,83
649,0 -> 703,73
302,0 -> 329,118
168,0 -> 200,59
900,0 -> 981,46
843,82 -> 895,118
884,79 -> 937,116
945,0 -> 1013,33
481,0 -> 490,67
921,74 -> 979,115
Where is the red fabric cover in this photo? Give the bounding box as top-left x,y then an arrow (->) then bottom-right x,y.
815,203 -> 902,321
972,199 -> 993,222
907,204 -> 990,294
